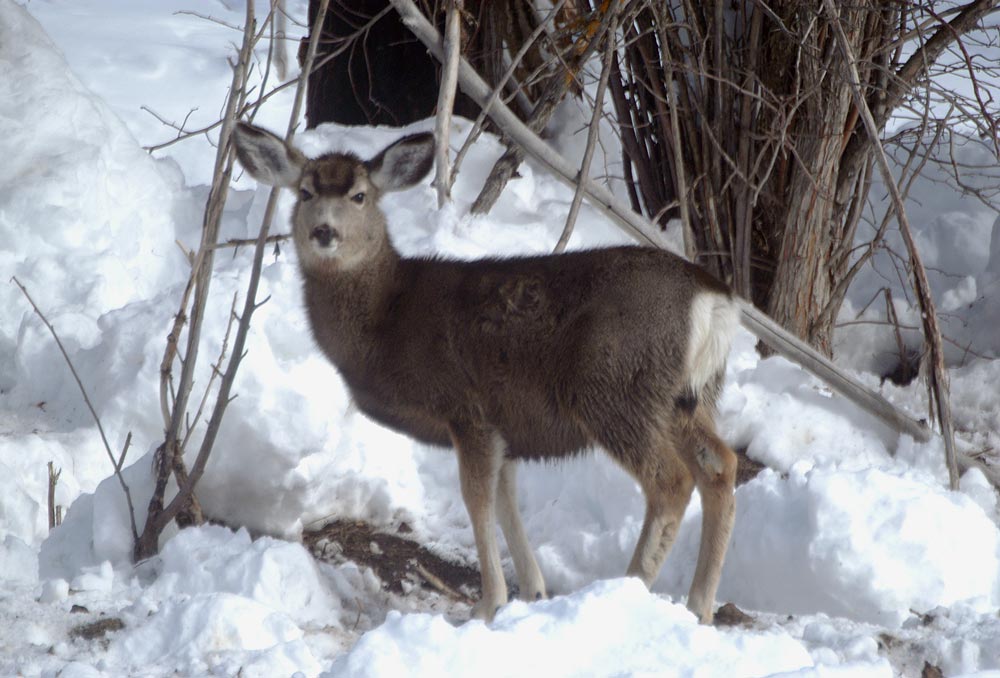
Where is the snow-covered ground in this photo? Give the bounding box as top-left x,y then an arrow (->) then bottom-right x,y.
2,1 -> 1000,676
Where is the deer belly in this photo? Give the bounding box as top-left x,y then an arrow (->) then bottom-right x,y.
490,395 -> 590,461
350,389 -> 452,448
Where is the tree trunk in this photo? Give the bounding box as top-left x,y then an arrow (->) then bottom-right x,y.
609,1 -> 912,356
303,0 -> 548,129
305,0 -> 484,127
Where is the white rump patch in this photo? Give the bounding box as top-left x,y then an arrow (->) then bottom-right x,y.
685,292 -> 739,396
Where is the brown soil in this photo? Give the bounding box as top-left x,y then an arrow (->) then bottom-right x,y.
304,520 -> 481,602
735,447 -> 766,486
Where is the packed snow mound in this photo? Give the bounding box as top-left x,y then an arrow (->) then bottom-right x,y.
323,578 -> 891,678
0,0 -> 198,545
0,0 -> 192,328
146,525 -> 339,626
721,467 -> 1000,626
100,526 -> 339,677
110,593 -> 320,677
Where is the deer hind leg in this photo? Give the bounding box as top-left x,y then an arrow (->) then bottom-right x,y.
680,410 -> 737,624
496,459 -> 546,601
451,425 -> 507,621
623,439 -> 696,588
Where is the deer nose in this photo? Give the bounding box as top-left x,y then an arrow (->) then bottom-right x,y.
310,224 -> 340,247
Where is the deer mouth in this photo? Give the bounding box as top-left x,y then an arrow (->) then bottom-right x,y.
310,225 -> 341,248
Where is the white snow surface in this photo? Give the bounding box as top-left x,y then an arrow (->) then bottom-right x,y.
2,1 -> 999,676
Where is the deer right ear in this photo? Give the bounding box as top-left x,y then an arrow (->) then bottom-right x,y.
232,122 -> 305,188
366,132 -> 434,193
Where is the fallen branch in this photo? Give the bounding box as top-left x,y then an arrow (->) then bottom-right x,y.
737,300 -> 928,442
468,3 -> 615,216
389,0 -> 658,246
387,0 -> 949,457
413,561 -> 473,603
449,0 -> 568,187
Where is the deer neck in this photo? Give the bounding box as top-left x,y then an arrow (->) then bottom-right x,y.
300,237 -> 401,366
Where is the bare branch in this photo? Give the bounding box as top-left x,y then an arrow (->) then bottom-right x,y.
47,461 -> 61,531
13,277 -> 139,543
389,0 -> 659,246
146,0 -> 333,544
823,0 -> 959,489
554,6 -> 618,253
136,0 -> 262,561
433,0 -> 462,208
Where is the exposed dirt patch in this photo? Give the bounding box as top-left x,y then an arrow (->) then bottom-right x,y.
735,447 -> 766,485
69,617 -> 124,641
304,450 -> 766,603
713,602 -> 755,627
304,520 -> 481,603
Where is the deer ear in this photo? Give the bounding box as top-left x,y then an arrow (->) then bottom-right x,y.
232,122 -> 305,188
366,133 -> 434,193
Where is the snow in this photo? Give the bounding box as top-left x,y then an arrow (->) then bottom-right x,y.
722,467 -> 999,626
1,0 -> 999,676
323,578 -> 835,678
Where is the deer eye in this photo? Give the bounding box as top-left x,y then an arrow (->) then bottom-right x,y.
350,191 -> 366,205
299,188 -> 314,202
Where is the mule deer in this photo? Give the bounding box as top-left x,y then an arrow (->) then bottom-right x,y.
232,122 -> 740,624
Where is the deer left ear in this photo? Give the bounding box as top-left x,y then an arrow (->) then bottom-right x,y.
366,133 -> 434,193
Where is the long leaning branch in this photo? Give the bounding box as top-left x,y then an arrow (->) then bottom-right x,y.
384,0 -> 998,474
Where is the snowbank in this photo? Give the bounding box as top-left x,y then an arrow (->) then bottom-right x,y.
324,578 -> 890,678
723,467 -> 1000,625
0,0 -> 195,547
103,525 -> 337,677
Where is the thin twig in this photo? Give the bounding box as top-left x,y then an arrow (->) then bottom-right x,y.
449,0 -> 568,187
13,277 -> 139,543
173,10 -> 243,32
209,233 -> 291,250
116,432 -> 133,473
180,293 -> 238,453
143,8 -> 390,154
554,6 -> 618,253
413,561 -> 473,603
823,0 -> 959,489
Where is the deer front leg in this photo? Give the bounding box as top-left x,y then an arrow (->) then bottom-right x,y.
451,425 -> 507,621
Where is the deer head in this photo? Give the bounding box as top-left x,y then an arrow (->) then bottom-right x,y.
232,123 -> 434,273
